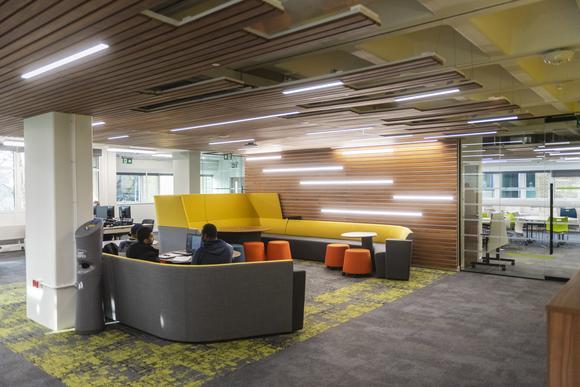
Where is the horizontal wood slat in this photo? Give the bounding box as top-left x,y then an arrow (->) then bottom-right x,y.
245,140 -> 459,270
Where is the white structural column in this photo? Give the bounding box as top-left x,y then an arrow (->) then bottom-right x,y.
173,151 -> 201,194
24,112 -> 93,331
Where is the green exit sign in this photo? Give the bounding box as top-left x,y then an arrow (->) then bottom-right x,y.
121,156 -> 133,164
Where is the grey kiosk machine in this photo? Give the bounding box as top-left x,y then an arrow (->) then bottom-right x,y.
75,218 -> 105,334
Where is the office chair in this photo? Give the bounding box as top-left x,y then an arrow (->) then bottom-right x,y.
142,219 -> 155,228
102,243 -> 119,255
546,217 -> 569,247
473,213 -> 515,271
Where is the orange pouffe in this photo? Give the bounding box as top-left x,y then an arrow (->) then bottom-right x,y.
243,241 -> 266,262
342,248 -> 372,275
325,244 -> 350,269
266,240 -> 292,261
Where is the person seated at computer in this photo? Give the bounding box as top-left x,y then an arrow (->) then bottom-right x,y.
119,223 -> 142,253
126,227 -> 158,262
191,223 -> 233,265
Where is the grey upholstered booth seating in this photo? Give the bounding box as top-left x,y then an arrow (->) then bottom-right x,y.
102,254 -> 304,343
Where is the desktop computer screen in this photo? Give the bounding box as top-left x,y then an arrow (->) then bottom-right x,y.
106,206 -> 115,219
186,232 -> 202,254
95,206 -> 108,219
119,205 -> 131,219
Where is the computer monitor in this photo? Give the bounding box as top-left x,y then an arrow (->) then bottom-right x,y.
119,205 -> 131,219
186,232 -> 202,254
106,206 -> 115,219
95,206 -> 107,219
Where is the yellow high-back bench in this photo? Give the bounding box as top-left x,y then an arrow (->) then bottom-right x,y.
154,193 -> 413,255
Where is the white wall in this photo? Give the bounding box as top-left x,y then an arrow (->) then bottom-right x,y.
0,212 -> 25,240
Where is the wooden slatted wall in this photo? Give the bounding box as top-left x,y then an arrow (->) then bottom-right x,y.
245,140 -> 459,270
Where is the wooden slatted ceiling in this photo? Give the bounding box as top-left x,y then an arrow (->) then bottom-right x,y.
244,141 -> 459,270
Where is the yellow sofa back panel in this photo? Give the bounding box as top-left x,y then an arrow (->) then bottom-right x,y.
181,194 -> 207,225
285,220 -> 411,242
259,218 -> 288,234
204,194 -> 258,221
212,218 -> 260,228
154,195 -> 189,228
247,193 -> 283,219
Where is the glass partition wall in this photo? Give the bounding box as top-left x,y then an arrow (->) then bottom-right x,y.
461,115 -> 580,280
200,152 -> 244,194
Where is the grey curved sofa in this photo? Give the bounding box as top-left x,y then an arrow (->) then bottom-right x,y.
102,254 -> 304,343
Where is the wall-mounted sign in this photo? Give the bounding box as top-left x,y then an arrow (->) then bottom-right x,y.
121,156 -> 133,164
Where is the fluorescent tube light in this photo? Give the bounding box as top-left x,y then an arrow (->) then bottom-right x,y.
107,148 -> 156,155
462,140 -> 523,146
393,195 -> 454,201
263,166 -> 343,173
107,135 -> 129,140
380,134 -> 413,139
467,115 -> 518,124
425,131 -> 497,139
306,127 -> 372,135
549,152 -> 580,156
92,121 -> 106,127
245,155 -> 282,161
545,141 -> 570,146
564,157 -> 580,161
321,208 -> 422,217
2,140 -> 24,147
335,139 -> 437,149
283,81 -> 343,95
481,158 -> 538,163
171,111 -> 299,132
152,153 -> 172,158
300,179 -> 393,186
394,88 -> 460,102
22,43 -> 109,79
209,138 -> 254,145
463,153 -> 504,158
341,148 -> 394,156
462,150 -> 487,153
535,146 -> 580,152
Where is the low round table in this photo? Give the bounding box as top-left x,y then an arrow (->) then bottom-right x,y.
218,226 -> 270,244
341,232 -> 378,269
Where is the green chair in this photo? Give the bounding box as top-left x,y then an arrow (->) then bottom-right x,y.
546,217 -> 569,246
505,212 -> 516,230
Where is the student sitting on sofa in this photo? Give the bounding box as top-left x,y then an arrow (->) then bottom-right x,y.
191,223 -> 233,265
126,227 -> 159,262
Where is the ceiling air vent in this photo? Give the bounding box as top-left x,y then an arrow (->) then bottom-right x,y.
141,76 -> 212,95
142,0 -> 239,27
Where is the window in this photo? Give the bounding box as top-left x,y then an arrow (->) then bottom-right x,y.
525,172 -> 536,198
0,149 -> 25,212
116,173 -> 173,203
501,172 -> 519,198
200,153 -> 244,194
555,176 -> 580,199
92,155 -> 100,202
482,173 -> 495,200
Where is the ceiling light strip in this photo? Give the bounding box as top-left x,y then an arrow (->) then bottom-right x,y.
534,146 -> 580,152
209,138 -> 254,145
263,166 -> 343,173
21,43 -> 109,79
92,121 -> 106,127
467,115 -> 518,124
107,148 -> 156,155
321,208 -> 422,217
394,88 -> 460,102
107,135 -> 129,140
425,131 -> 497,139
2,140 -> 24,147
300,179 -> 393,186
170,111 -> 299,132
334,139 -> 437,150
282,81 -> 344,95
306,127 -> 373,135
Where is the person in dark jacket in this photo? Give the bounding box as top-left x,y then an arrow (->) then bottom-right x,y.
191,223 -> 233,265
119,223 -> 142,253
126,227 -> 158,262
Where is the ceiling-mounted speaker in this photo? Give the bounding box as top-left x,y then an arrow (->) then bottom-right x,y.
543,49 -> 575,65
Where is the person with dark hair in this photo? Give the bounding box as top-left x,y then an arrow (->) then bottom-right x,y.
126,227 -> 158,262
119,223 -> 142,253
191,223 -> 233,265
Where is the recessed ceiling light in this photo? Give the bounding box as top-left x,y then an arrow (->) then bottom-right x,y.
467,115 -> 518,124
306,127 -> 372,135
2,140 -> 24,147
425,131 -> 497,139
107,135 -> 129,140
21,43 -> 109,79
394,88 -> 460,102
263,166 -> 343,173
92,121 -> 106,127
209,138 -> 254,145
107,148 -> 156,155
211,63 -> 220,67
282,81 -> 344,95
321,208 -> 422,217
170,111 -> 299,132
